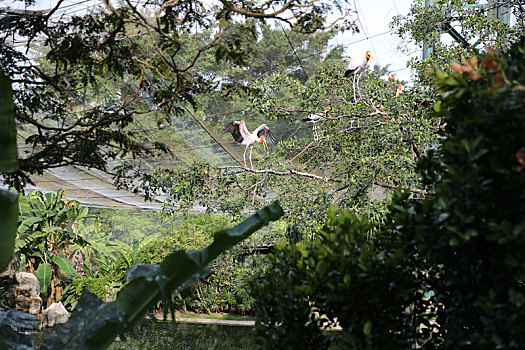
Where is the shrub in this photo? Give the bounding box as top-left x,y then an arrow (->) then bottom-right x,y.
251,38 -> 525,349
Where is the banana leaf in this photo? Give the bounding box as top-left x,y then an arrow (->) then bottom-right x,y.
35,263 -> 52,295
52,256 -> 77,277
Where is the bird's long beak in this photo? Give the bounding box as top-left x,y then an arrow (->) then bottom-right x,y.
261,138 -> 269,152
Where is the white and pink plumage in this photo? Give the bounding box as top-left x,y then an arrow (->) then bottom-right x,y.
224,120 -> 274,170
344,51 -> 374,102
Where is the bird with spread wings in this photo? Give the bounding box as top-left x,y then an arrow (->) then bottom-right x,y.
224,121 -> 274,170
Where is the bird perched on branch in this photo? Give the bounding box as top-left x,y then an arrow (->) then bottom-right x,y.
302,106 -> 330,141
344,51 -> 374,101
224,120 -> 273,170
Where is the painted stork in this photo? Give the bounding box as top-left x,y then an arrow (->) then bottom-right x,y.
223,120 -> 273,170
344,51 -> 374,101
302,107 -> 330,141
396,84 -> 403,98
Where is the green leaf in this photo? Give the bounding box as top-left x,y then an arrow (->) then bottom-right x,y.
29,194 -> 46,215
0,189 -> 18,272
363,320 -> 372,337
52,256 -> 76,276
18,216 -> 44,233
0,71 -> 17,173
17,195 -> 30,215
35,263 -> 52,294
343,274 -> 351,285
449,237 -> 460,246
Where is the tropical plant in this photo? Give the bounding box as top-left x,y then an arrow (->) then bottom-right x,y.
119,212 -> 287,315
250,37 -> 525,349
37,201 -> 283,350
16,190 -> 93,306
2,188 -> 283,349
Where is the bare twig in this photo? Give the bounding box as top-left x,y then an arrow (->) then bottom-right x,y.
287,138 -> 323,163
220,0 -> 297,19
251,173 -> 268,205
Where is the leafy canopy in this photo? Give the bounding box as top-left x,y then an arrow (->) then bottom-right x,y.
250,36 -> 525,349
0,0 -> 355,190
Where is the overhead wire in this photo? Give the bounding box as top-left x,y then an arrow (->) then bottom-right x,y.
351,0 -> 382,68
6,0 -> 415,211
11,2 -> 411,169
275,17 -> 309,81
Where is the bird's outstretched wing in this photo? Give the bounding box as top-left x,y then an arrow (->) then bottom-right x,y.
223,122 -> 244,143
257,125 -> 276,144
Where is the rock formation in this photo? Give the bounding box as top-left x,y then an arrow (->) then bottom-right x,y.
14,272 -> 42,315
41,301 -> 69,328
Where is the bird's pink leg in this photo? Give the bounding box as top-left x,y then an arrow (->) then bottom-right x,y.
353,73 -> 357,103
243,146 -> 248,169
249,145 -> 254,170
356,74 -> 363,100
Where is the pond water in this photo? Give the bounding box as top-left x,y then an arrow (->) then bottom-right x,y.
34,322 -> 261,350
34,321 -> 344,348
109,322 -> 262,350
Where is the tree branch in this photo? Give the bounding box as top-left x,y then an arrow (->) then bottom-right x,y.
220,0 -> 297,19
218,165 -> 344,182
373,181 -> 429,195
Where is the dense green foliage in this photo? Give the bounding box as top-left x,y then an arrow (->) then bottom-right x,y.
0,0 -> 354,190
406,39 -> 525,348
146,52 -> 440,237
2,1 -> 524,349
392,0 -> 524,82
39,202 -> 283,350
2,190 -> 283,349
251,38 -> 525,349
59,209 -> 286,315
14,190 -> 141,310
16,190 -> 89,304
